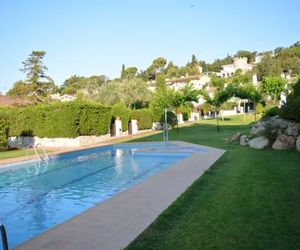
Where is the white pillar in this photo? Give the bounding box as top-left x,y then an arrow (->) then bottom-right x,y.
115,119 -> 122,137
189,112 -> 194,122
130,119 -> 138,134
252,74 -> 258,85
177,113 -> 184,124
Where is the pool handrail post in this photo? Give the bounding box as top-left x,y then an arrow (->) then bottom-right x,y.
164,108 -> 168,142
0,222 -> 9,250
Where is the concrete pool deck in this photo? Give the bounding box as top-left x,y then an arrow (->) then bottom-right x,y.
14,141 -> 225,250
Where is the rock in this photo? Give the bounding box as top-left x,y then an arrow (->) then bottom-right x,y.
250,125 -> 266,136
285,123 -> 299,137
269,117 -> 289,129
296,135 -> 300,152
272,134 -> 295,150
240,135 -> 248,146
249,136 -> 269,149
229,132 -> 241,143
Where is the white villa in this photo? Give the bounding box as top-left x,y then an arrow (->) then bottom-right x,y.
216,57 -> 253,78
159,57 -> 260,118
50,93 -> 76,102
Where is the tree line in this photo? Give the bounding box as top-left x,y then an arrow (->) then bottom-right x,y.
6,42 -> 300,111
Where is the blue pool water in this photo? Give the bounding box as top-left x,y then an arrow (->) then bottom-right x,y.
0,142 -> 192,248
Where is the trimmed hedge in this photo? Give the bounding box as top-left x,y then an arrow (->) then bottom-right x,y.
0,110 -> 9,148
7,101 -> 112,138
112,103 -> 131,131
131,109 -> 152,130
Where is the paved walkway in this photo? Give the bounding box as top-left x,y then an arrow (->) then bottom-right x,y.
14,141 -> 225,250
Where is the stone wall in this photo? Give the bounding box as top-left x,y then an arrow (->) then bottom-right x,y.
8,134 -> 112,148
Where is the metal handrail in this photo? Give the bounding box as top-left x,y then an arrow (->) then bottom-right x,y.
35,143 -> 50,160
0,222 -> 9,250
26,144 -> 50,161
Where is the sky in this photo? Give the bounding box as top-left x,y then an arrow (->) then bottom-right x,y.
0,0 -> 300,93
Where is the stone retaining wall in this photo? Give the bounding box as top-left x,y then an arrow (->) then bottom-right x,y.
8,134 -> 112,148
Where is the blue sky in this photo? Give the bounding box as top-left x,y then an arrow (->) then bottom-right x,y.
0,0 -> 299,93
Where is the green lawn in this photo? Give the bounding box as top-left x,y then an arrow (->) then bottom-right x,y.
126,115 -> 300,249
0,148 -> 50,160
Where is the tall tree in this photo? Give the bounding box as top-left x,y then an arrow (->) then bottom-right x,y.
200,85 -> 232,131
254,55 -> 282,78
121,64 -> 126,79
19,50 -> 56,97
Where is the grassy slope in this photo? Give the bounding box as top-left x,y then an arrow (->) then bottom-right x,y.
126,115 -> 300,249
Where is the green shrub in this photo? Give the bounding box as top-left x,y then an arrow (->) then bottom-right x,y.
279,78 -> 300,122
264,106 -> 280,117
131,109 -> 152,130
280,96 -> 300,122
255,103 -> 264,114
183,112 -> 189,121
201,103 -> 211,116
0,111 -> 9,149
222,102 -> 236,110
149,103 -> 164,122
177,105 -> 192,121
159,111 -> 177,128
7,101 -> 112,138
112,103 -> 131,131
293,77 -> 300,97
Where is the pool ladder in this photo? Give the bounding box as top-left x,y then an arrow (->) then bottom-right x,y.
0,222 -> 9,250
26,143 -> 51,162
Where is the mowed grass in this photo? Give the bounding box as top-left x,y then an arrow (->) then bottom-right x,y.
0,148 -> 50,160
126,115 -> 300,249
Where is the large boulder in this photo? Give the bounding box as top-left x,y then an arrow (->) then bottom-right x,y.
272,134 -> 295,150
285,123 -> 299,137
229,132 -> 241,143
269,117 -> 289,129
250,124 -> 266,136
240,135 -> 248,146
296,135 -> 300,152
249,136 -> 270,149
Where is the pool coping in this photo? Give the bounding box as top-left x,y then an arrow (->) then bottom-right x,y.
13,141 -> 225,250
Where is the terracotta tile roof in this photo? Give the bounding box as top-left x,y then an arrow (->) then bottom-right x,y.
0,95 -> 32,107
166,75 -> 200,83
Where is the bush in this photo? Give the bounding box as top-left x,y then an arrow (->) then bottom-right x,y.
222,102 -> 236,110
112,103 -> 131,131
280,96 -> 300,122
264,106 -> 280,117
201,103 -> 211,116
293,77 -> 300,97
159,111 -> 177,128
0,110 -> 9,148
7,101 -> 112,138
279,78 -> 300,122
255,103 -> 264,114
131,109 -> 152,130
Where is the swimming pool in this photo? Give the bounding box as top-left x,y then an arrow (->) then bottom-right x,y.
0,142 -> 193,248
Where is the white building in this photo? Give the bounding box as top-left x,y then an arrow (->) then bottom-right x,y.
50,94 -> 76,102
217,57 -> 253,78
165,74 -> 210,91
